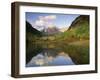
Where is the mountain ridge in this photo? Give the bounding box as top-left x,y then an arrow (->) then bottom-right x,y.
68,15 -> 89,30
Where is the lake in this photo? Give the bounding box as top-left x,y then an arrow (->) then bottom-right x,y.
26,41 -> 89,67
26,48 -> 75,67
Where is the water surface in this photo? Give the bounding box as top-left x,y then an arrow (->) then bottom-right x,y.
26,41 -> 89,67
26,49 -> 75,67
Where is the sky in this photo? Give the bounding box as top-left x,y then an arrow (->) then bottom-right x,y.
26,12 -> 80,31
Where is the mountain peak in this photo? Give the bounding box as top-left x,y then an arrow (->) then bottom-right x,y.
42,26 -> 60,35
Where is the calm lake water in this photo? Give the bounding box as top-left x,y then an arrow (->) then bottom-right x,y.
26,48 -> 75,67
26,41 -> 89,67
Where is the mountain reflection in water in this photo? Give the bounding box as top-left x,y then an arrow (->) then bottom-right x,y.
26,49 -> 75,67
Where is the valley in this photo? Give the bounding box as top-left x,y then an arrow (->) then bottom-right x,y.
26,15 -> 90,66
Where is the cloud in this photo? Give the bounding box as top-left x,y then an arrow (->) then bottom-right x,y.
39,15 -> 56,21
35,20 -> 45,26
33,15 -> 56,30
44,15 -> 56,20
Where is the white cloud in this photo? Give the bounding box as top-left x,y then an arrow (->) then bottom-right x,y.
44,15 -> 56,21
33,15 -> 57,30
35,20 -> 45,26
